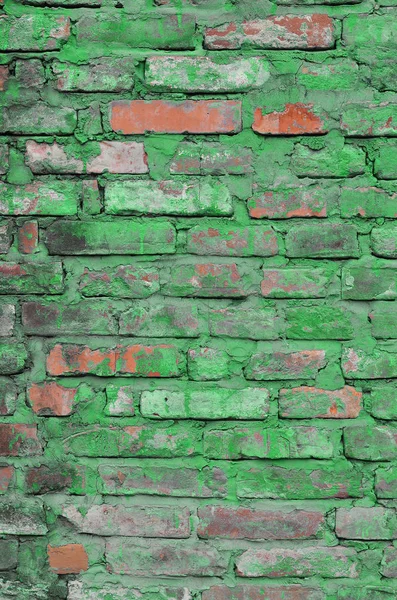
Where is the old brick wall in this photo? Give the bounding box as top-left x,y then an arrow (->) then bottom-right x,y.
0,0 -> 396,597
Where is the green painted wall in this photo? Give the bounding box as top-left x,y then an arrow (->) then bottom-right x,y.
0,0 -> 396,598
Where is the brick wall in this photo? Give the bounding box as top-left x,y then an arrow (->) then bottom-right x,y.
0,0 -> 396,597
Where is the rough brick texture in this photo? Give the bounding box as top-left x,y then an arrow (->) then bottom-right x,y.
0,0 -> 396,598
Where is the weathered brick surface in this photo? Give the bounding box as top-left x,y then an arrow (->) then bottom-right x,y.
1,0 -> 396,597
204,15 -> 335,49
236,547 -> 359,578
61,504 -> 191,537
197,506 -> 325,539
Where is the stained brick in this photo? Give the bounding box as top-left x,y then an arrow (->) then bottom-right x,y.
344,425 -> 397,461
336,508 -> 397,540
106,539 -> 228,576
53,58 -> 135,92
209,305 -> 283,339
0,498 -> 47,535
18,221 -> 39,254
186,225 -> 279,257
25,464 -> 86,494
62,504 -> 190,537
161,262 -> 260,297
262,267 -> 335,298
79,265 -> 160,298
0,262 -> 64,294
237,461 -> 363,499
141,388 -> 270,420
342,261 -> 397,300
0,15 -> 70,51
341,103 -> 397,137
45,221 -> 176,255
22,301 -> 118,336
340,187 -> 397,218
105,179 -> 232,216
46,343 -> 182,377
98,464 -> 227,497
291,144 -> 365,178
0,181 -> 79,215
202,586 -> 325,600
197,506 -> 325,540
26,141 -> 147,175
205,15 -> 335,49
236,547 -> 359,578
342,346 -> 397,379
286,224 -> 359,258
204,426 -> 340,459
279,386 -> 362,419
0,103 -> 76,135
248,186 -> 330,219
170,143 -> 252,175
63,424 -> 200,457
0,376 -> 17,415
145,56 -> 270,92
120,301 -> 202,337
76,15 -> 196,49
245,349 -> 327,380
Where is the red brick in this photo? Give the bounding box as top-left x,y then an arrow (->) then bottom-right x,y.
18,221 -> 39,254
28,381 -> 77,416
0,424 -> 42,456
197,506 -> 324,539
0,465 -> 14,492
279,386 -> 362,419
253,104 -> 326,135
48,544 -> 88,575
205,15 -> 334,50
109,100 -> 242,134
202,585 -> 325,600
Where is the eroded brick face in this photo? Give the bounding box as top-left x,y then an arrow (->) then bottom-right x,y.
0,0 -> 396,598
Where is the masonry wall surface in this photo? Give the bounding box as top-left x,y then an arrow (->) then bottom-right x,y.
0,0 -> 396,598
